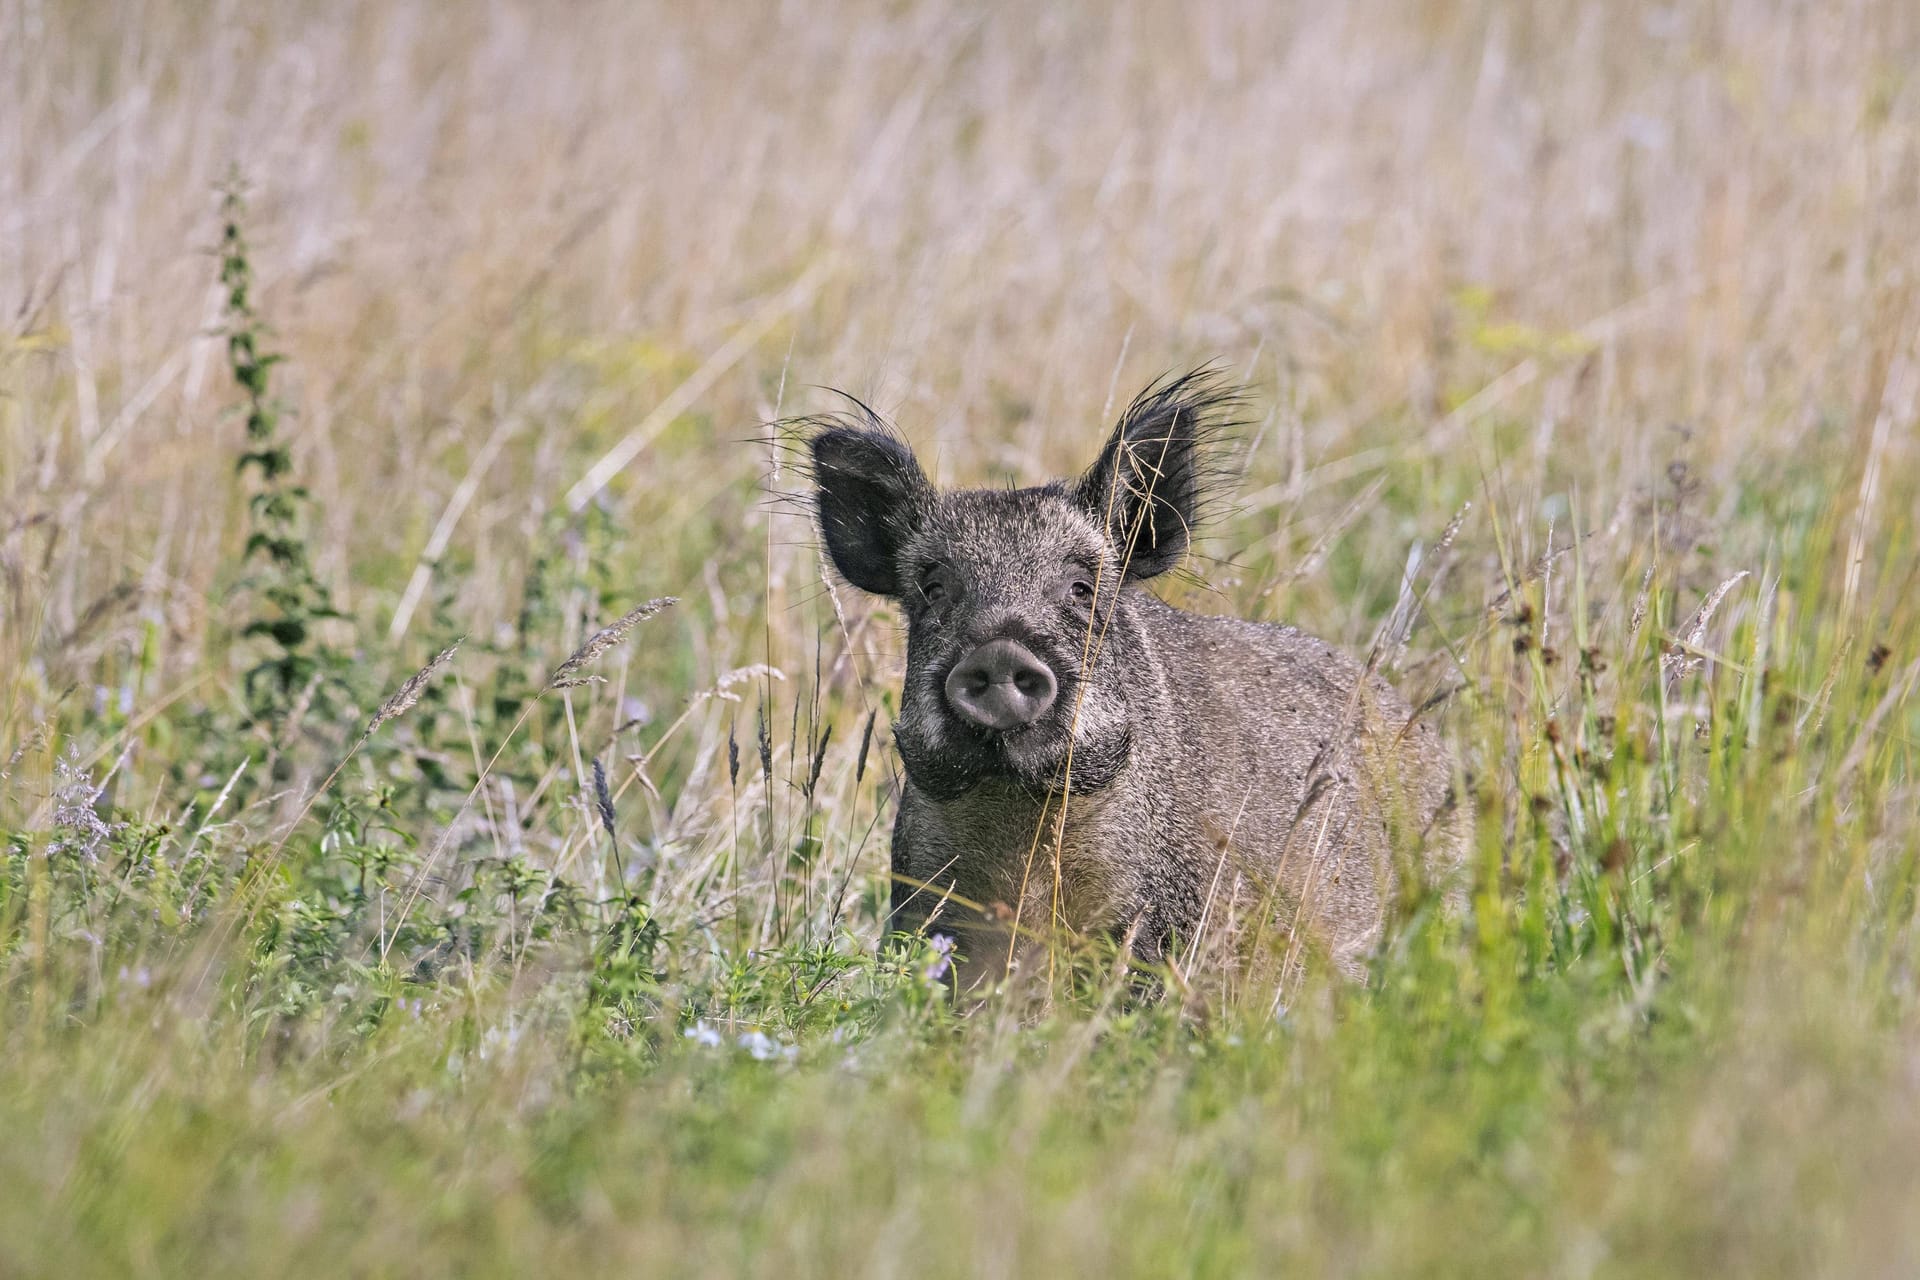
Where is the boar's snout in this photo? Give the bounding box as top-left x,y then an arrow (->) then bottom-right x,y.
944,639 -> 1058,731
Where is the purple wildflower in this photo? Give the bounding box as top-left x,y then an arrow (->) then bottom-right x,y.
923,933 -> 956,984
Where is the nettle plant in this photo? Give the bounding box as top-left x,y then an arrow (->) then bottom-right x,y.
218,178 -> 350,743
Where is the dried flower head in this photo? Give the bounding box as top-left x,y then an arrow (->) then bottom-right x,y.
592,757 -> 617,842
49,749 -> 114,863
549,597 -> 676,687
701,663 -> 787,704
755,704 -> 773,790
804,723 -> 832,798
1662,571 -> 1750,691
365,639 -> 462,737
854,709 -> 876,785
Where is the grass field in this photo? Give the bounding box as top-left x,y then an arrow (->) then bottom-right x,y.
5,1 -> 1920,1274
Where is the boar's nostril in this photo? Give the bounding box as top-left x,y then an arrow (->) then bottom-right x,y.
944,639 -> 1058,731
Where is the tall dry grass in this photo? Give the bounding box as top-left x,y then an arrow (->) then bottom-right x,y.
7,1 -> 1913,670
3,1 -> 1919,1274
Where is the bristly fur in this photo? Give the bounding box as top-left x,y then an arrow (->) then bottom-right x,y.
800,367 -> 1467,991
795,395 -> 930,596
770,392 -> 900,478
1070,366 -> 1246,580
761,389 -> 911,523
773,370 -> 1244,584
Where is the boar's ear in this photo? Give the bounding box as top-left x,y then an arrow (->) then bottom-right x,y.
810,420 -> 930,597
1072,369 -> 1239,580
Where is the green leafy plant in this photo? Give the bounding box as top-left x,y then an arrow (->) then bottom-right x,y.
219,175 -> 347,740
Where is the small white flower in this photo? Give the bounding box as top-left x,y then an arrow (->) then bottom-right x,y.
49,749 -> 113,863
735,1029 -> 798,1063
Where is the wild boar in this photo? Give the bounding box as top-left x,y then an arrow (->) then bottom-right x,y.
809,371 -> 1466,987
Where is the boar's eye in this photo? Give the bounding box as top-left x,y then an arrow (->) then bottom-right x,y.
1061,562 -> 1098,606
916,571 -> 951,607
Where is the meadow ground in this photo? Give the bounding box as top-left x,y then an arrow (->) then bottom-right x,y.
4,1 -> 1920,1275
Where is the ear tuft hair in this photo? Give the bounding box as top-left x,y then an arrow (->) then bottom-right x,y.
801,397 -> 929,597
1072,367 -> 1243,580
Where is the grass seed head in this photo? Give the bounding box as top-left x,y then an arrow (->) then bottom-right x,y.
549,597 -> 676,687
854,709 -> 875,785
592,757 -> 617,842
365,639 -> 462,737
804,723 -> 832,798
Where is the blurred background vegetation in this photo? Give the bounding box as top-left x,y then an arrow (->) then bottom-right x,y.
2,0 -> 1918,1274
